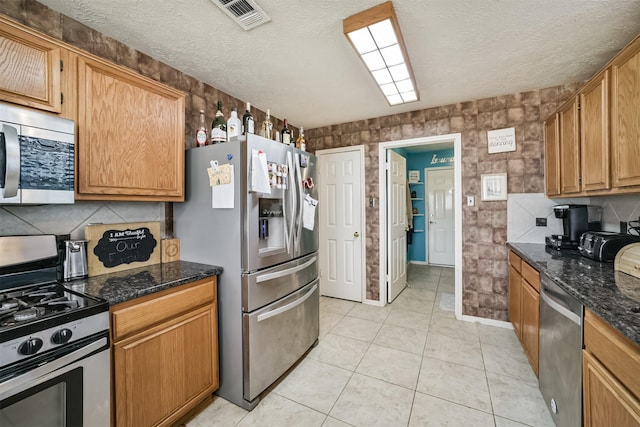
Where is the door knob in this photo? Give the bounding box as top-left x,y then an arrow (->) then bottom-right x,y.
354,232 -> 360,237
429,221 -> 436,224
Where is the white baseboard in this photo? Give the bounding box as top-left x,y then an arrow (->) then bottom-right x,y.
460,315 -> 513,329
408,260 -> 429,265
363,298 -> 384,307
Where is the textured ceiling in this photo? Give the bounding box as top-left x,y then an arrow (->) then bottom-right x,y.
36,0 -> 640,129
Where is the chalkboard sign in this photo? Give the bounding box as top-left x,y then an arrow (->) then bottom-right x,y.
94,227 -> 157,267
85,222 -> 162,276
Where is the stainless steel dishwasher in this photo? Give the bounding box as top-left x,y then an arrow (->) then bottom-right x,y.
539,274 -> 584,427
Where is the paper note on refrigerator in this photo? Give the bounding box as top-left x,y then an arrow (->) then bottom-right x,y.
212,165 -> 234,209
207,163 -> 232,186
302,194 -> 318,231
250,149 -> 271,194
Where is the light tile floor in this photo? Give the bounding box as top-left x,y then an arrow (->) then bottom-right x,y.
187,264 -> 554,427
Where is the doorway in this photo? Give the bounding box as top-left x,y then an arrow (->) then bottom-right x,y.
317,146 -> 366,302
378,134 -> 463,319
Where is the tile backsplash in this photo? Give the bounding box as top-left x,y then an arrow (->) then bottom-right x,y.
508,193 -> 640,243
595,195 -> 640,232
0,202 -> 164,239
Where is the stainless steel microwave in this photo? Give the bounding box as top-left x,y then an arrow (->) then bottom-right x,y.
0,102 -> 75,204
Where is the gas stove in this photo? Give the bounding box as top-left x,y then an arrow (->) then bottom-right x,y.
0,235 -> 109,371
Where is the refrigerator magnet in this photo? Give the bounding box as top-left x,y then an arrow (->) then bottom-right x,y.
300,154 -> 308,168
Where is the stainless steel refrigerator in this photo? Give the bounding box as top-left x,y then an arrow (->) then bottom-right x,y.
174,133 -> 319,410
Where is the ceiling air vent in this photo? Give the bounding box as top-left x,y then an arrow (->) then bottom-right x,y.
212,0 -> 271,31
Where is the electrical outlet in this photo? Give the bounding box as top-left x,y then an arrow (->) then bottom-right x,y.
369,197 -> 375,208
536,217 -> 547,227
466,196 -> 475,207
620,221 -> 628,234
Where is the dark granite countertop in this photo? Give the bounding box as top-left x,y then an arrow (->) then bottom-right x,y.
64,261 -> 223,305
507,242 -> 640,346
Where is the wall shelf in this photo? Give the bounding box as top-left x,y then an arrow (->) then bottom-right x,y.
413,213 -> 424,216
413,230 -> 424,233
409,181 -> 423,185
411,198 -> 424,201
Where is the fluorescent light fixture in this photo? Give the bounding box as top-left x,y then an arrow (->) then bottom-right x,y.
344,1 -> 419,106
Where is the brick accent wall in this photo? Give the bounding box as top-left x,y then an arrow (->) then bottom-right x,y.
307,85 -> 580,320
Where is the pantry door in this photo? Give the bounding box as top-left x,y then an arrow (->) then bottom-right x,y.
427,168 -> 455,266
318,147 -> 364,302
387,150 -> 407,303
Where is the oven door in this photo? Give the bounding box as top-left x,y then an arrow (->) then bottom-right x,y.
0,333 -> 110,427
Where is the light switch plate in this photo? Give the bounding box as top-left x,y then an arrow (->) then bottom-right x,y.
466,196 -> 475,207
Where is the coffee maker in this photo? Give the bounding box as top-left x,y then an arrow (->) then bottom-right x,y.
545,204 -> 602,250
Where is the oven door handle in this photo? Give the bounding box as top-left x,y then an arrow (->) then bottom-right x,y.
0,337 -> 107,399
1,124 -> 20,198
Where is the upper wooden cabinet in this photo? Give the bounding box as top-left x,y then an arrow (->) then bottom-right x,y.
0,16 -> 186,202
544,113 -> 560,196
0,19 -> 61,113
611,36 -> 640,188
76,56 -> 185,201
545,34 -> 640,198
558,96 -> 581,194
580,70 -> 610,192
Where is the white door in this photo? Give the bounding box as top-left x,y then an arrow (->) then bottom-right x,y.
318,149 -> 363,302
387,150 -> 407,302
427,168 -> 455,266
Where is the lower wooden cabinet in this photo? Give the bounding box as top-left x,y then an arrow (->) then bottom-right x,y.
111,278 -> 219,427
508,250 -> 540,376
583,351 -> 640,426
520,280 -> 540,376
583,309 -> 640,427
508,265 -> 522,338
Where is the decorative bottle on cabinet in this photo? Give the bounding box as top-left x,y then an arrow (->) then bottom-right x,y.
211,101 -> 227,143
295,127 -> 306,151
196,110 -> 208,147
242,102 -> 254,135
281,119 -> 292,145
261,109 -> 273,140
227,108 -> 241,142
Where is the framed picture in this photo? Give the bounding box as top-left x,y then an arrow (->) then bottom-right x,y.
481,173 -> 508,201
408,170 -> 420,183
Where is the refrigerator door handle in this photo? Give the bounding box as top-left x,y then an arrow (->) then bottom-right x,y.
257,284 -> 318,322
286,151 -> 296,254
256,256 -> 317,283
294,152 -> 304,253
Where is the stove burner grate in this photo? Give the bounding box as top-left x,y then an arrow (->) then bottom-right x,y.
0,284 -> 82,328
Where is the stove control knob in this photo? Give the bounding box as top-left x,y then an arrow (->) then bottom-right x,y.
52,328 -> 73,345
18,337 -> 43,355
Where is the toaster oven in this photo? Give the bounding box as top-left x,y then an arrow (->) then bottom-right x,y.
578,231 -> 640,262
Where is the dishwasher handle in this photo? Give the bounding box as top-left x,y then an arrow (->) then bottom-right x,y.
541,284 -> 582,326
